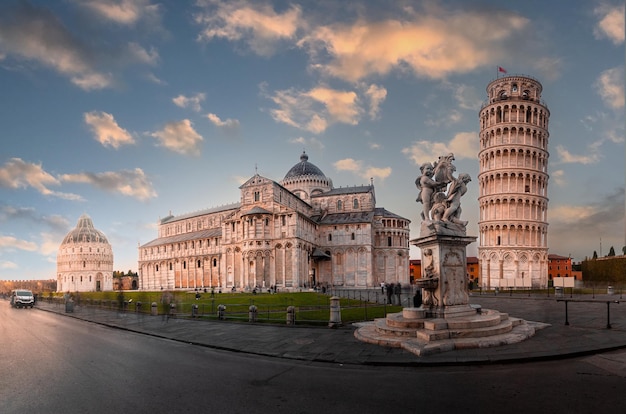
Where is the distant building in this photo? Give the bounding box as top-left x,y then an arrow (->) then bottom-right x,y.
548,254 -> 572,280
478,75 -> 550,289
411,257 -> 479,287
138,152 -> 410,291
57,214 -> 114,292
467,256 -> 479,286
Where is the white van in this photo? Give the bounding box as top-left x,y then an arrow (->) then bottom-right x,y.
10,289 -> 35,308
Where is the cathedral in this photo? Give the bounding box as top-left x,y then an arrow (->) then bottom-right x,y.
57,214 -> 114,292
138,152 -> 410,291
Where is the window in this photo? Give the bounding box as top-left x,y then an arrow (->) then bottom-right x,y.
337,200 -> 343,211
525,185 -> 530,193
254,191 -> 260,202
83,261 -> 86,268
328,234 -> 332,242
282,215 -> 286,226
169,263 -> 172,271
497,236 -> 501,246
156,265 -> 159,272
353,199 -> 359,209
213,258 -> 217,267
183,261 -> 187,269
387,236 -> 392,246
351,233 -> 355,240
197,260 -> 202,268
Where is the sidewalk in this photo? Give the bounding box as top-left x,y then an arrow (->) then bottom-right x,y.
35,293 -> 626,366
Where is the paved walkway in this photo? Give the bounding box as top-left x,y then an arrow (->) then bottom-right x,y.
34,293 -> 626,366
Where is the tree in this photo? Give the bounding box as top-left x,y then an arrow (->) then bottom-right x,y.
608,246 -> 616,256
592,250 -> 598,259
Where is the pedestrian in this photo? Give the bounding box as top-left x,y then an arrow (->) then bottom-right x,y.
413,289 -> 422,308
161,290 -> 173,322
387,283 -> 394,304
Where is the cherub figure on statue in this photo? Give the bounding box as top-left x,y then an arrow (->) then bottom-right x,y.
442,173 -> 471,226
415,162 -> 439,220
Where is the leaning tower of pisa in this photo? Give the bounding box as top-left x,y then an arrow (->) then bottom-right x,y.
478,75 -> 550,289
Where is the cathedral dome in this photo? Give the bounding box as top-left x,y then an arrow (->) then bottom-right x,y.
61,214 -> 109,245
284,151 -> 327,180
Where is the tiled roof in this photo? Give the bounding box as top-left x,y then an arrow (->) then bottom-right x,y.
160,203 -> 241,224
141,227 -> 222,248
314,211 -> 375,224
312,185 -> 372,197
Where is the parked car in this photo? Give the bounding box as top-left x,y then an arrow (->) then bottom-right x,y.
10,289 -> 35,308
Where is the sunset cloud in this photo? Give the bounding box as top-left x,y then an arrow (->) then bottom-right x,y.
334,158 -> 391,181
402,132 -> 479,165
195,0 -> 303,56
149,119 -> 203,155
173,93 -> 206,112
594,3 -> 625,45
594,67 -> 625,109
60,168 -> 157,200
0,158 -> 81,200
84,111 -> 135,149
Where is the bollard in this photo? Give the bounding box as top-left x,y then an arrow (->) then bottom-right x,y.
136,302 -> 142,313
217,304 -> 226,320
191,304 -> 199,318
328,296 -> 342,328
286,306 -> 295,325
249,305 -> 258,323
151,302 -> 158,316
169,303 -> 176,318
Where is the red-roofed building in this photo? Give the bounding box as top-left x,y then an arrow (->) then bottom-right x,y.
548,254 -> 572,280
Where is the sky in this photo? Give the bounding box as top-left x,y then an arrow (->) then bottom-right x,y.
0,0 -> 624,281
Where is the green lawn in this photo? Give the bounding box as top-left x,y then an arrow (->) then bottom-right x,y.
45,290 -> 402,325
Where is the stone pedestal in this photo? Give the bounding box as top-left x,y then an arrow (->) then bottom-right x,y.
411,234 -> 476,318
354,231 -> 541,356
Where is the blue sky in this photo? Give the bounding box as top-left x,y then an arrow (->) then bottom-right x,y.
1,0 -> 624,280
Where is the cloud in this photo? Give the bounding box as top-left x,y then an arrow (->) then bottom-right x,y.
0,260 -> 18,269
84,111 -> 135,149
127,42 -> 159,65
402,132 -> 479,165
369,142 -> 381,150
207,113 -> 240,129
149,119 -> 203,155
334,158 -> 391,181
363,84 -> 387,119
0,235 -> 38,252
195,0 -> 303,56
0,158 -> 82,200
173,93 -> 206,112
594,67 -> 625,109
76,0 -> 162,26
299,8 -> 530,82
555,145 -> 600,165
594,3 -> 625,45
264,84 -> 365,133
550,169 -> 566,187
0,3 -> 114,90
548,187 -> 625,259
60,168 -> 157,200
451,83 -> 481,110
0,204 -> 70,233
288,136 -> 325,150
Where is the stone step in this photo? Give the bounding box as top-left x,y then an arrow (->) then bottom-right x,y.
445,311 -> 506,330
375,318 -> 421,337
385,312 -> 426,329
417,319 -> 513,341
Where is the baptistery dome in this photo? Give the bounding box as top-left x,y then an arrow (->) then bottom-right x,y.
281,151 -> 332,200
61,214 -> 109,244
57,214 -> 113,292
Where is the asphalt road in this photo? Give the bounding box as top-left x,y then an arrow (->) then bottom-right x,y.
1,300 -> 625,414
